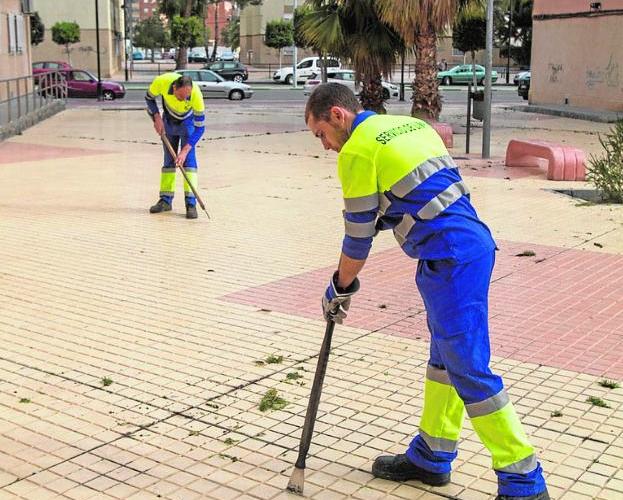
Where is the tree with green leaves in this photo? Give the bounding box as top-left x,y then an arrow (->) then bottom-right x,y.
264,19 -> 293,71
133,16 -> 169,62
495,0 -> 533,67
221,16 -> 240,50
159,0 -> 206,68
299,0 -> 403,114
453,5 -> 486,87
51,21 -> 80,65
376,0 -> 484,120
171,14 -> 205,67
30,11 -> 45,46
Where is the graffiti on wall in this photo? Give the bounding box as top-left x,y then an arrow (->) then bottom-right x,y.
548,63 -> 563,83
586,54 -> 619,89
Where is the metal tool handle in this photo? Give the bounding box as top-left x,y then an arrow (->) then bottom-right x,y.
293,319 -> 336,470
161,134 -> 210,218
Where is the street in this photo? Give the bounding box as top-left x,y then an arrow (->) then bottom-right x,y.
66,85 -> 525,110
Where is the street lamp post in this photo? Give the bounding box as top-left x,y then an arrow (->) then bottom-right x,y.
506,0 -> 513,84
482,0 -> 493,158
95,0 -> 102,100
292,0 -> 298,89
123,2 -> 129,81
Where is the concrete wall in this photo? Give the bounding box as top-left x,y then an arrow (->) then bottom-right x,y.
531,0 -> 623,112
1,0 -> 32,79
0,0 -> 32,102
30,0 -> 124,78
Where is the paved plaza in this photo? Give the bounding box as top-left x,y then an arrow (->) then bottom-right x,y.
0,100 -> 622,499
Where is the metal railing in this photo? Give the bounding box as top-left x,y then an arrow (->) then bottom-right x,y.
0,71 -> 67,128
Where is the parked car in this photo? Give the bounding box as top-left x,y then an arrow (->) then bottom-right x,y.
437,64 -> 498,85
513,70 -> 531,86
176,69 -> 253,100
205,61 -> 248,82
273,56 -> 341,85
303,70 -> 399,100
517,71 -> 531,100
162,48 -> 176,59
32,61 -> 72,80
132,51 -> 144,60
54,70 -> 125,100
188,48 -> 208,63
217,51 -> 236,61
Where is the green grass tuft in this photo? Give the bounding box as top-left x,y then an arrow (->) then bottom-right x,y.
586,396 -> 611,408
259,388 -> 287,412
265,354 -> 283,364
101,377 -> 113,387
598,379 -> 620,389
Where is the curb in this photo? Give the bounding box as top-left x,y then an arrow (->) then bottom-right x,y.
508,104 -> 623,123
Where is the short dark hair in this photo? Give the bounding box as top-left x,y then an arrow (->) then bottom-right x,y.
305,83 -> 362,123
173,75 -> 193,89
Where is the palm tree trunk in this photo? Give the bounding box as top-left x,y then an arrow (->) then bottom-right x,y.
411,28 -> 441,121
360,75 -> 386,114
176,0 -> 194,69
211,0 -> 220,61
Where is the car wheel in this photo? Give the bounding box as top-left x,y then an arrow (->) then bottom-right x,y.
285,74 -> 293,85
382,88 -> 390,101
442,76 -> 451,86
102,90 -> 115,100
233,74 -> 243,83
229,89 -> 244,101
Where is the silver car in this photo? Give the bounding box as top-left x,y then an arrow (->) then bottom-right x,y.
303,70 -> 398,100
176,69 -> 253,100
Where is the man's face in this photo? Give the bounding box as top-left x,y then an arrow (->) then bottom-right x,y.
307,107 -> 351,153
173,85 -> 192,101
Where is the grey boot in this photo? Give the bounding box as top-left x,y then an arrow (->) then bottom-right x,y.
150,199 -> 172,213
372,454 -> 450,486
185,204 -> 198,219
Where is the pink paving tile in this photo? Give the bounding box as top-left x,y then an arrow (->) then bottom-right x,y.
221,241 -> 623,378
0,142 -> 115,165
454,155 -> 545,180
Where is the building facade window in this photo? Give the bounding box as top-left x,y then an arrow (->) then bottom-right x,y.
6,13 -> 25,54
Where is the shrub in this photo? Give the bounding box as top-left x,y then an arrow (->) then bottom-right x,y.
587,120 -> 623,203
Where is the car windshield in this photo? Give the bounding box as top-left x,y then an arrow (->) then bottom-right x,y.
72,71 -> 96,81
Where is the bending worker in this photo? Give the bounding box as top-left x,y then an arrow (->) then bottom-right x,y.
306,83 -> 548,500
145,73 -> 205,219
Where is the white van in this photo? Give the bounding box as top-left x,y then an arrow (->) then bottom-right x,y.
272,56 -> 341,84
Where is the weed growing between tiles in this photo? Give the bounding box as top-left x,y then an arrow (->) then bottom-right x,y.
550,410 -> 563,418
598,379 -> 620,389
586,396 -> 611,408
101,376 -> 113,386
515,250 -> 536,257
259,389 -> 288,411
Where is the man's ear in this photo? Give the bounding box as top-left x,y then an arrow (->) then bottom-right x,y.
329,106 -> 344,123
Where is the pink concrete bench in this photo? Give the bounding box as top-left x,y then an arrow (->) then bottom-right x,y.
430,122 -> 453,149
505,139 -> 586,181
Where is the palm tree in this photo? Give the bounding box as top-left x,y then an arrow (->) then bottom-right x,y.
299,0 -> 403,113
376,0 -> 483,120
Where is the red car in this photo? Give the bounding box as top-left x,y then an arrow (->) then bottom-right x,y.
32,61 -> 72,79
61,70 -> 125,100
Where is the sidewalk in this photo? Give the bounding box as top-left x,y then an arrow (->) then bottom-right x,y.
0,103 -> 621,500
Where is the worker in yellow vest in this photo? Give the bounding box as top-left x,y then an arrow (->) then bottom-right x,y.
145,72 -> 205,219
306,83 -> 548,500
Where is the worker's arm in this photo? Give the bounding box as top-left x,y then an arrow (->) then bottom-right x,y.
145,76 -> 163,136
322,151 -> 379,323
175,85 -> 205,167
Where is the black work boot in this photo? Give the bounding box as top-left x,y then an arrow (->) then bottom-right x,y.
372,454 -> 450,486
150,199 -> 172,214
185,204 -> 198,219
496,491 -> 550,500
